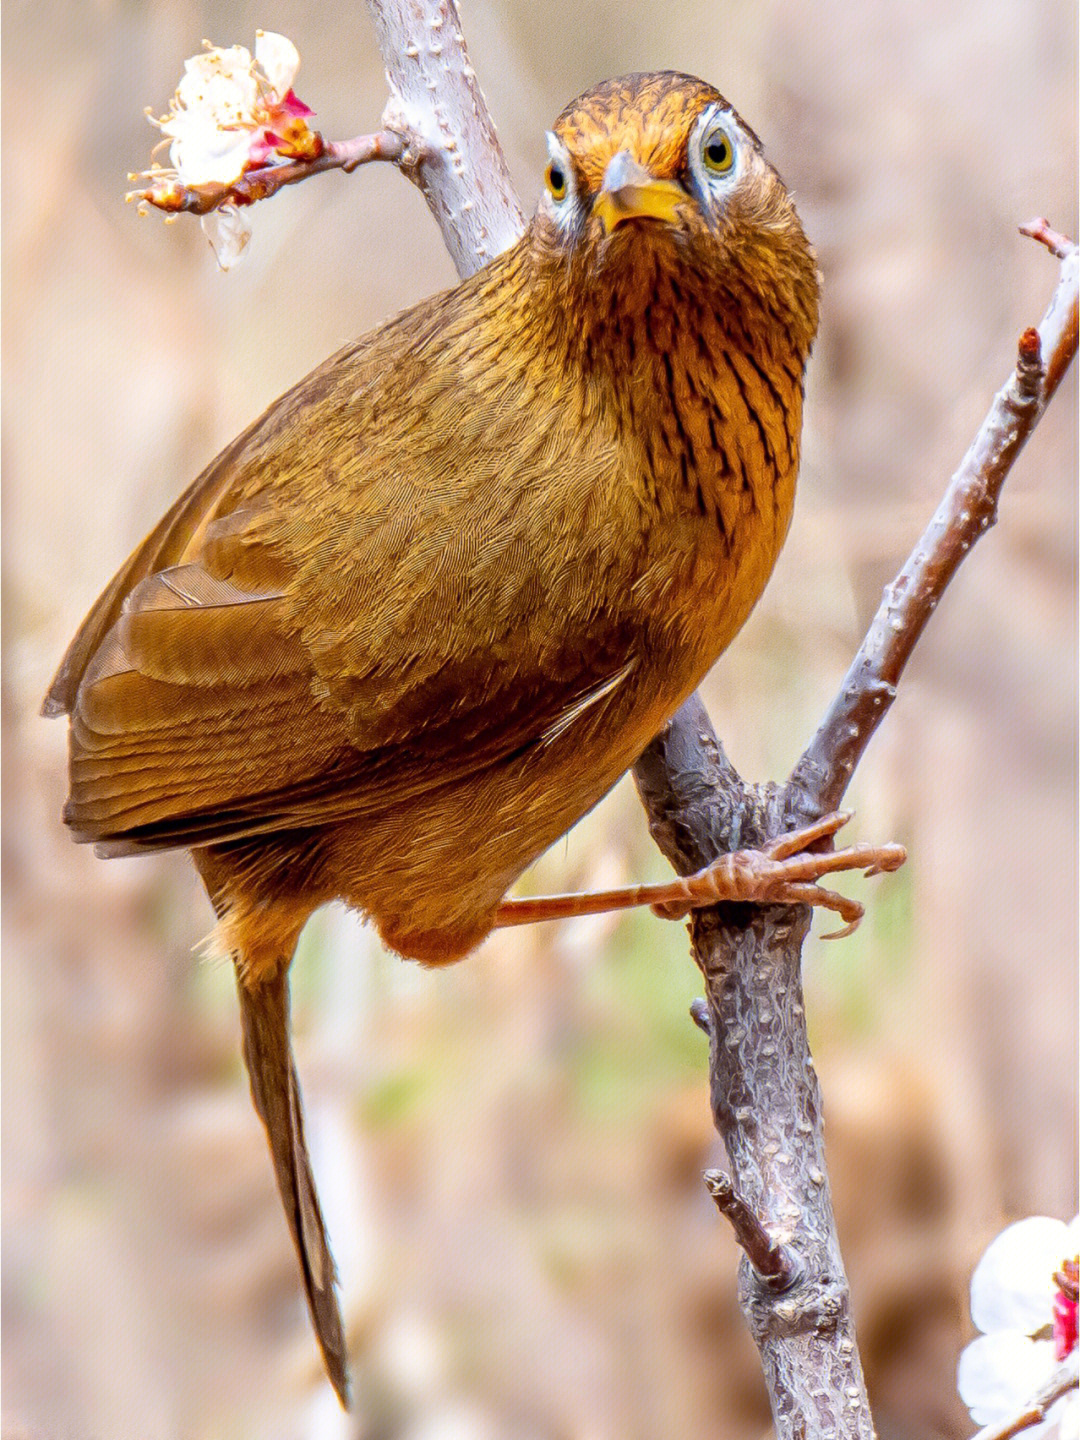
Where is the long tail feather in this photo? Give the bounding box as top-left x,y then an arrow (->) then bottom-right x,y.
237,965 -> 350,1407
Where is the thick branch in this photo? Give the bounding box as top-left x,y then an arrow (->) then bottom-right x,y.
368,0 -> 525,276
633,746 -> 876,1433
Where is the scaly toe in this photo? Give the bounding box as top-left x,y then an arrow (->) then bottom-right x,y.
765,810 -> 853,861
765,879 -> 864,929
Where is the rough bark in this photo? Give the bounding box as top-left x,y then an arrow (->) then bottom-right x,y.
634,704 -> 876,1430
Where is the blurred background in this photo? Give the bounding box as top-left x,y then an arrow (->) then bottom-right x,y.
3,0 -> 1076,1436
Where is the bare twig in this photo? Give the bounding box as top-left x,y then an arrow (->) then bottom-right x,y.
704,1171 -> 804,1292
129,131 -> 405,215
1020,216 -> 1077,261
789,233 -> 1079,817
968,1353 -> 1079,1440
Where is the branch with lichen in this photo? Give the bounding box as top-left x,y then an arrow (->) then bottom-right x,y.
134,6 -> 1078,1432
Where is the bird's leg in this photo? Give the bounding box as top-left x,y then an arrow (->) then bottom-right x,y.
493,811 -> 906,940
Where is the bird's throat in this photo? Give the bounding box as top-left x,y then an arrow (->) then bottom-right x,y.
562,234 -> 810,545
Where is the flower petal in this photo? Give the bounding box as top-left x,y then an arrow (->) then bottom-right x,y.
201,205 -> 251,270
1054,1288 -> 1078,1362
958,1333 -> 1058,1428
972,1218 -> 1068,1336
278,88 -> 315,120
247,128 -> 283,166
171,123 -> 253,186
255,31 -> 300,100
176,46 -> 257,122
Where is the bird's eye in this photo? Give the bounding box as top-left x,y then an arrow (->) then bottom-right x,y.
701,129 -> 735,174
545,161 -> 568,201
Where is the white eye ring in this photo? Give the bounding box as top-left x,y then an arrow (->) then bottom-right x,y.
542,132 -> 577,220
687,108 -> 742,197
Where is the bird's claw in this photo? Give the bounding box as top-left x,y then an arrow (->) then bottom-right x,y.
649,810 -> 906,937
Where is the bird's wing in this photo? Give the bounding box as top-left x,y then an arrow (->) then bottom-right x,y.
54,274 -> 645,854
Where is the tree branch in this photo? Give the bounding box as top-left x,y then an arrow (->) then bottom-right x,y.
632,749 -> 879,1433
344,5 -> 1077,1431
788,231 -> 1079,817
367,0 -> 525,275
631,235 -> 1077,1431
129,130 -> 406,215
705,1171 -> 806,1292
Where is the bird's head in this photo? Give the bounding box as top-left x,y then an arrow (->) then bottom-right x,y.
530,72 -> 819,349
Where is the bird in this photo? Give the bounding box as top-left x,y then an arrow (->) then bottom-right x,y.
44,71 -> 902,1404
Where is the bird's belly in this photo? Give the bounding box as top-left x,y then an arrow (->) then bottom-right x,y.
327,634 -> 724,963
327,475 -> 795,963
326,710 -> 659,962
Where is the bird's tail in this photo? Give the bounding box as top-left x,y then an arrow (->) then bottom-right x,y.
236,964 -> 350,1407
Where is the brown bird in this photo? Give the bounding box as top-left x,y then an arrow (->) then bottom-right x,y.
45,72 -> 902,1403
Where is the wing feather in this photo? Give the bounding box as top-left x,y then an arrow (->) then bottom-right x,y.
42,440 -> 246,717
50,272 -> 643,858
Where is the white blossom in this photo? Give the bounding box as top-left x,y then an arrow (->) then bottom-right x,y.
133,32 -> 317,268
959,1215 -> 1080,1438
146,32 -> 314,190
253,30 -> 301,100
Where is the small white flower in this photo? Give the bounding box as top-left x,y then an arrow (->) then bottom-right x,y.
147,32 -> 315,190
169,118 -> 255,188
959,1215 -> 1080,1438
174,44 -> 260,125
132,32 -> 319,268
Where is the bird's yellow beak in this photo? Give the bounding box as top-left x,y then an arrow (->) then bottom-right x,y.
593,150 -> 686,234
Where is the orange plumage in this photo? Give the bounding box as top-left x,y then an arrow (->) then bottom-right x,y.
46,72 -> 820,1401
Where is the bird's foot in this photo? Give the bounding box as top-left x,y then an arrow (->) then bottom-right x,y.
494,811 -> 905,938
649,810 -> 906,938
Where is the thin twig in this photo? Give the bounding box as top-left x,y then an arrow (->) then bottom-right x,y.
1020,216 -> 1077,261
788,233 -> 1079,818
129,130 -> 406,215
704,1172 -> 804,1291
968,1354 -> 1079,1440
